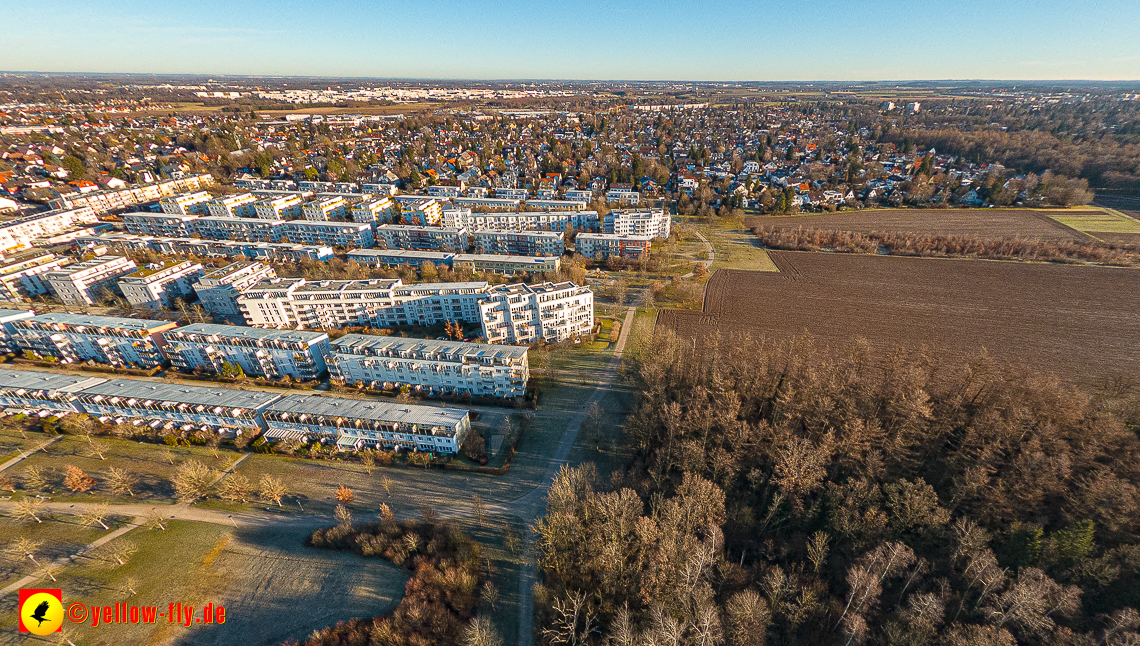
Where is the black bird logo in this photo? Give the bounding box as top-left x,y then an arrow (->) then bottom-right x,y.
30,600 -> 51,626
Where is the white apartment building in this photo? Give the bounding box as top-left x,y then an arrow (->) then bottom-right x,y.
194,216 -> 286,242
261,394 -> 470,453
346,249 -> 455,268
164,323 -> 330,380
76,232 -> 333,264
159,191 -> 212,215
477,281 -> 594,345
283,221 -> 374,247
376,224 -> 467,251
329,334 -> 529,397
399,199 -> 443,226
301,196 -> 348,221
606,188 -> 641,205
576,234 -> 654,260
604,208 -> 671,238
351,196 -> 393,224
0,253 -> 72,300
72,379 -> 279,434
122,212 -> 199,237
452,254 -> 561,275
48,174 -> 215,214
525,199 -> 587,211
206,193 -> 258,218
0,309 -> 35,351
442,210 -> 599,232
11,313 -> 176,368
237,278 -> 489,329
253,194 -> 304,220
451,197 -> 521,211
45,255 -> 139,305
361,183 -> 398,196
564,189 -> 593,202
117,261 -> 205,309
192,261 -> 277,317
496,188 -> 529,199
0,207 -> 99,253
427,185 -> 462,198
473,229 -> 564,256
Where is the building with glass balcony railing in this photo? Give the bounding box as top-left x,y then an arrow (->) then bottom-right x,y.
71,379 -> 280,434
117,260 -> 205,309
477,281 -> 594,344
44,255 -> 138,305
329,334 -> 528,397
0,308 -> 35,352
261,393 -> 469,453
0,368 -> 107,413
375,224 -> 467,252
163,323 -> 330,380
191,261 -> 277,317
11,313 -> 176,368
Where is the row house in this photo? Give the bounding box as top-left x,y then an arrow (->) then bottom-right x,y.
376,224 -> 467,251
346,249 -> 455,268
0,368 -> 107,413
477,281 -> 593,344
44,255 -> 138,305
73,379 -> 279,434
117,261 -> 205,309
453,254 -> 561,275
262,394 -> 469,453
473,229 -> 564,256
329,334 -> 528,398
576,233 -> 654,260
11,313 -> 175,368
164,323 -> 330,380
192,261 -> 277,317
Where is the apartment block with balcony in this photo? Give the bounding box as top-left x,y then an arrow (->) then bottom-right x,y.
564,189 -> 594,202
282,221 -> 373,248
122,212 -> 198,237
192,261 -> 277,317
261,393 -> 470,453
451,197 -> 521,212
477,281 -> 594,345
301,196 -> 348,221
0,368 -> 107,413
11,313 -> 176,368
0,206 -> 99,253
159,191 -> 212,215
118,261 -> 205,309
575,233 -> 654,260
606,188 -> 641,205
375,224 -> 467,251
329,334 -> 529,397
193,216 -> 286,242
164,323 -> 330,380
525,199 -> 587,212
603,208 -> 671,238
350,196 -> 394,224
45,255 -> 139,305
443,210 -> 599,232
346,249 -> 455,268
72,379 -> 280,434
206,193 -> 258,218
253,194 -> 304,220
473,229 -> 564,256
0,253 -> 72,300
399,199 -> 443,226
0,309 -> 35,351
452,254 -> 561,275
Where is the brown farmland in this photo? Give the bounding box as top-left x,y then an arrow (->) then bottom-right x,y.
744,208 -> 1089,241
657,251 -> 1140,380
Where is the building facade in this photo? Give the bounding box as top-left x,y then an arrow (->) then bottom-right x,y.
192,261 -> 277,317
164,323 -> 330,380
0,207 -> 100,253
118,261 -> 205,309
283,221 -> 374,248
253,195 -> 303,220
0,253 -> 72,300
472,229 -> 564,256
72,379 -> 279,433
452,254 -> 561,274
575,233 -> 654,259
45,255 -> 139,305
604,208 -> 671,238
376,224 -> 467,252
477,281 -> 594,344
0,368 -> 107,413
0,308 -> 35,351
346,249 -> 455,268
12,313 -> 175,367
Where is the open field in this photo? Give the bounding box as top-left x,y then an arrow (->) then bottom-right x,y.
745,208 -> 1092,241
0,513 -> 120,590
674,216 -> 778,272
0,425 -> 48,462
1048,208 -> 1140,245
657,252 -> 1140,381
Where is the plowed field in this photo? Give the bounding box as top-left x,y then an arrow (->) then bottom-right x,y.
657,252 -> 1140,380
744,209 -> 1090,241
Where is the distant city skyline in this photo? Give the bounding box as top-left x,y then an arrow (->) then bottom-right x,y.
5,0 -> 1140,80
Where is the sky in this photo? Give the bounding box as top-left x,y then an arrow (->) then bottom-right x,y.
3,0 -> 1140,80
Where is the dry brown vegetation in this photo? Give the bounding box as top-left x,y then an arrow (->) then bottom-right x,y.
657,255 -> 1140,381
745,209 -> 1090,241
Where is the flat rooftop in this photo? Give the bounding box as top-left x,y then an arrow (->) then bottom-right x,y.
79,379 -> 282,410
168,323 -> 328,344
267,393 -> 468,427
332,333 -> 528,361
0,368 -> 107,394
23,312 -> 176,331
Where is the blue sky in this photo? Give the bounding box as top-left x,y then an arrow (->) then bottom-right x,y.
4,0 -> 1139,80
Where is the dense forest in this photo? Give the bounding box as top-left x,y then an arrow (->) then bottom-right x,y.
535,332 -> 1140,645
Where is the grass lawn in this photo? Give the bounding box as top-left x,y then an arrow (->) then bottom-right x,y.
1050,208 -> 1140,234
697,218 -> 779,272
13,436 -> 238,504
0,513 -> 124,590
0,425 -> 51,462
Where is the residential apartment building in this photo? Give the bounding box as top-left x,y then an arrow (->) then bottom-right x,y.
261,393 -> 470,453
237,278 -> 489,329
0,207 -> 99,253
11,313 -> 175,367
452,254 -> 561,275
0,308 -> 35,351
329,335 -> 529,397
442,209 -> 599,232
564,189 -> 593,202
47,174 -> 215,214
496,188 -> 529,200
346,249 -> 455,268
117,261 -> 205,309
604,209 -> 671,238
399,198 -> 443,226
350,196 -> 393,224
159,191 -> 211,215
76,233 -> 333,264
45,255 -> 139,305
194,216 -> 286,242
206,193 -> 257,218
451,197 -> 520,211
192,261 -> 277,317
576,233 -> 654,260
72,379 -> 279,434
0,253 -> 72,300
0,368 -> 106,413
473,229 -> 564,256
606,188 -> 641,205
376,224 -> 467,251
301,196 -> 348,221
122,212 -> 199,237
427,185 -> 462,198
253,194 -> 303,220
477,281 -> 594,344
283,221 -> 374,247
525,199 -> 586,211
164,323 -> 330,380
